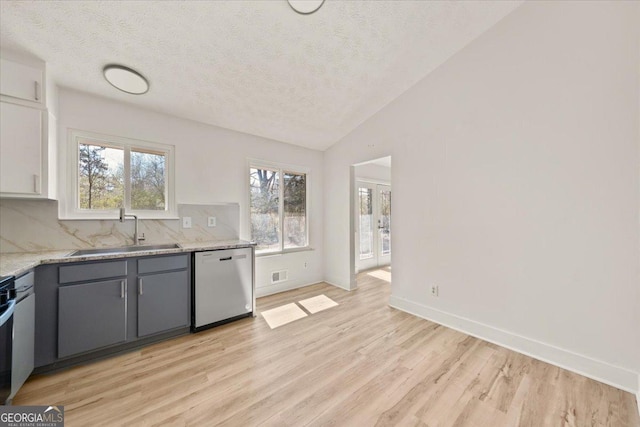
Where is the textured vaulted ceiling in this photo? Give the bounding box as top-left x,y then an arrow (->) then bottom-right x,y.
0,1 -> 522,151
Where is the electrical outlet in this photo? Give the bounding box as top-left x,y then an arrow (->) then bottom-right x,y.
182,217 -> 192,229
207,217 -> 216,227
431,285 -> 439,297
304,262 -> 308,268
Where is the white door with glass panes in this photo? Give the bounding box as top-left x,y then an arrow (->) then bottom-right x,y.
356,182 -> 391,271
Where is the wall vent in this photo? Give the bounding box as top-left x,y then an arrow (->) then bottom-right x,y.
271,270 -> 289,284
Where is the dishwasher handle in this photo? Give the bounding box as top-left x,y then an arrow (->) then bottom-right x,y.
221,254 -> 247,261
199,252 -> 247,263
14,284 -> 34,299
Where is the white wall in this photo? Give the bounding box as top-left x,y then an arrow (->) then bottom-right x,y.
354,163 -> 391,183
324,1 -> 640,393
57,88 -> 324,294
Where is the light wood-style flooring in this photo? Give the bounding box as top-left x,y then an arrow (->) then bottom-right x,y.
14,267 -> 640,426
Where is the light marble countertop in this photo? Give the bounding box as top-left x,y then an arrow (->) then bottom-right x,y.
0,239 -> 255,277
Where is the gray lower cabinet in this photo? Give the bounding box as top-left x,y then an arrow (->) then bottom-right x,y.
58,279 -> 127,358
34,253 -> 190,369
137,270 -> 189,337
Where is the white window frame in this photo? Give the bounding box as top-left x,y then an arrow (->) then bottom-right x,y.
62,129 -> 176,219
248,159 -> 311,256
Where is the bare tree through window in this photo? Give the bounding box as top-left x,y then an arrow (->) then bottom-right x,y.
250,168 -> 280,251
250,165 -> 308,253
77,140 -> 168,212
78,143 -> 124,209
131,149 -> 166,210
284,172 -> 306,248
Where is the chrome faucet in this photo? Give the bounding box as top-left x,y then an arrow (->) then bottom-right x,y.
119,207 -> 145,245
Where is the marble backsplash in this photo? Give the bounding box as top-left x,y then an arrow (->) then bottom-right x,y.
0,199 -> 240,253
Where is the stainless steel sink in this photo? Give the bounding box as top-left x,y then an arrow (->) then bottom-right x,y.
66,243 -> 182,257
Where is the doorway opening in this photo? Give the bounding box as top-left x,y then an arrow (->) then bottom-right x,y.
352,156 -> 391,282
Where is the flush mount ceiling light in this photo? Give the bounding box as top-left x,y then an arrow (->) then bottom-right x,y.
287,0 -> 324,15
103,64 -> 149,95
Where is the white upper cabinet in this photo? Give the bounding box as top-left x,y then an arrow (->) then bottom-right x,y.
0,102 -> 44,195
0,51 -> 56,199
0,58 -> 44,104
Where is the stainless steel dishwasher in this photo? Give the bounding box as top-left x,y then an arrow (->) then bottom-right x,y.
192,247 -> 254,332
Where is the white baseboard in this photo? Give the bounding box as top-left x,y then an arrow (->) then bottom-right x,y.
255,276 -> 355,298
637,376 -> 640,418
389,295 -> 639,395
323,277 -> 352,291
255,280 -> 320,298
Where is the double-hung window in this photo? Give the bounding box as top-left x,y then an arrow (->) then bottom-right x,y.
249,161 -> 309,254
64,129 -> 176,218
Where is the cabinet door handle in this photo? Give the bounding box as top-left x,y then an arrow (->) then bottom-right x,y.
34,81 -> 39,101
120,280 -> 125,299
33,174 -> 40,194
220,256 -> 232,261
138,278 -> 143,295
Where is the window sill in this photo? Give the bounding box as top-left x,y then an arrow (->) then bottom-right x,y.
256,247 -> 314,258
